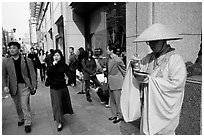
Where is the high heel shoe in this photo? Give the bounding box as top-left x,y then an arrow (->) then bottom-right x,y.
57,123 -> 63,131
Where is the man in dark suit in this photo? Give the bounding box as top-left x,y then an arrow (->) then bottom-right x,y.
2,42 -> 37,133
68,47 -> 77,86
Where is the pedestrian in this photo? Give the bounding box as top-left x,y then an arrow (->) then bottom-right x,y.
82,48 -> 102,102
44,49 -> 54,70
76,47 -> 86,94
121,23 -> 187,135
38,49 -> 46,82
2,42 -> 37,133
68,47 -> 77,86
106,44 -> 126,124
28,47 -> 41,77
46,49 -> 74,131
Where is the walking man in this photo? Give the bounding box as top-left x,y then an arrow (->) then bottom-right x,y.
28,47 -> 40,77
2,42 -> 37,133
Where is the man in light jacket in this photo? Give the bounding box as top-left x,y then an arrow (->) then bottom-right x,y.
2,42 -> 37,133
107,44 -> 126,124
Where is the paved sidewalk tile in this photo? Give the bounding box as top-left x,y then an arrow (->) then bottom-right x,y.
2,78 -> 132,135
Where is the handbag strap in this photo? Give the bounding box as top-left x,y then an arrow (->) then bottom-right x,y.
24,56 -> 32,84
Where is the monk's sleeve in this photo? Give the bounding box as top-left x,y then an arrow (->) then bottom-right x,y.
142,54 -> 187,135
154,54 -> 187,93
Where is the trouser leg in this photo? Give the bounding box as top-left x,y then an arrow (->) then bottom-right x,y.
40,67 -> 43,81
113,89 -> 122,119
13,83 -> 31,126
12,90 -> 24,123
81,79 -> 85,92
68,70 -> 76,85
109,90 -> 117,117
19,83 -> 31,126
85,80 -> 91,99
42,64 -> 46,80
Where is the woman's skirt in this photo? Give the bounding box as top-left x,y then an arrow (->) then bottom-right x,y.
50,87 -> 74,123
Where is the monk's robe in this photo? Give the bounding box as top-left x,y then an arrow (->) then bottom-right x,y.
121,50 -> 187,135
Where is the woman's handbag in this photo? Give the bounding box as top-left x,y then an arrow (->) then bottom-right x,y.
45,77 -> 51,87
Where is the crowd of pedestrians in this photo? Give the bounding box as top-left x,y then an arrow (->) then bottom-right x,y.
2,23 -> 187,135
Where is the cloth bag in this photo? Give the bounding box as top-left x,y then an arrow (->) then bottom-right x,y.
121,61 -> 141,122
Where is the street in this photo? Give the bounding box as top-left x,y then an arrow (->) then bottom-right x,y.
2,76 -> 139,135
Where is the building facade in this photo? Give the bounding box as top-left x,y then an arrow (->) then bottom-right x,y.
30,2 -> 202,65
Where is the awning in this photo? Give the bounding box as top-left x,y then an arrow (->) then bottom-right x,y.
70,2 -> 109,15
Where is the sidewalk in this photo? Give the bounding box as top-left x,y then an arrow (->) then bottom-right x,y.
2,80 -> 124,135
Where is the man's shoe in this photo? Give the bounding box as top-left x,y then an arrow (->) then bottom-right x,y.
18,120 -> 24,126
25,125 -> 31,133
105,104 -> 110,108
109,117 -> 117,121
113,117 -> 122,124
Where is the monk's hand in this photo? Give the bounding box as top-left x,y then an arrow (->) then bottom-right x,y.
133,71 -> 149,83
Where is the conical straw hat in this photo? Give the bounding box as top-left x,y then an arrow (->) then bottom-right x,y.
133,23 -> 182,42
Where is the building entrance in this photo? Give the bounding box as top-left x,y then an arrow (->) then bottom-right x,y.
106,2 -> 126,59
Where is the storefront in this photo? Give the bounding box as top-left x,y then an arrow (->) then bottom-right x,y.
70,2 -> 126,59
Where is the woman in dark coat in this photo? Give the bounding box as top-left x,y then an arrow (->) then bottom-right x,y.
76,47 -> 86,94
46,49 -> 74,131
82,48 -> 102,102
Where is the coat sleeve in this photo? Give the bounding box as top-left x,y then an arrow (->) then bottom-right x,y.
46,63 -> 54,76
117,58 -> 126,77
27,57 -> 37,88
2,58 -> 8,89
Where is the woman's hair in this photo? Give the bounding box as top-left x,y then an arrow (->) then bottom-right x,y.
108,44 -> 117,54
38,49 -> 44,56
78,47 -> 84,54
84,48 -> 93,59
52,49 -> 65,63
78,47 -> 85,60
